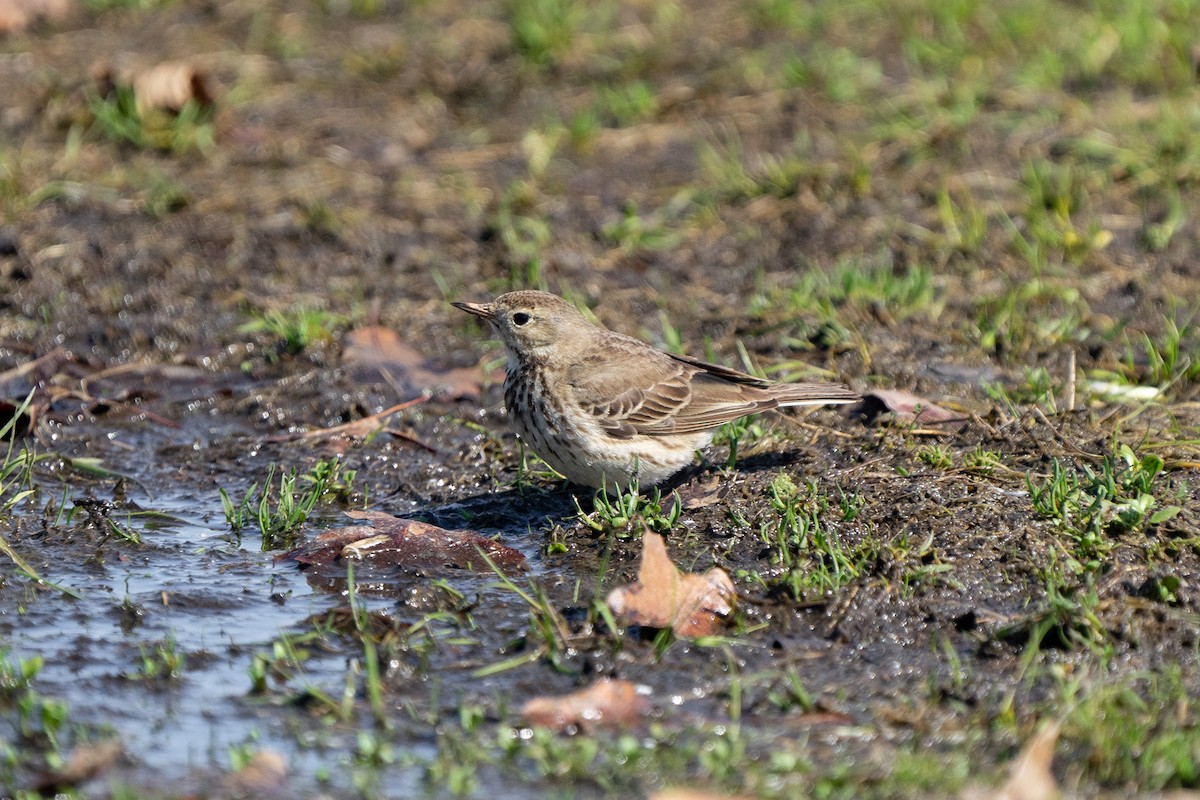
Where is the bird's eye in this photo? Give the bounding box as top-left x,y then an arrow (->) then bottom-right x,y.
512,312 -> 532,326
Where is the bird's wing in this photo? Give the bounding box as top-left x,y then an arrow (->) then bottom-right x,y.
566,344 -> 777,438
664,351 -> 772,387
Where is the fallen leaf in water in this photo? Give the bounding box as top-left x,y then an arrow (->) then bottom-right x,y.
606,528 -> 734,638
33,738 -> 122,793
521,678 -> 649,733
0,0 -> 68,33
342,325 -> 482,400
284,524 -> 375,561
961,719 -> 1060,800
224,749 -> 288,797
283,510 -> 525,572
853,389 -> 959,425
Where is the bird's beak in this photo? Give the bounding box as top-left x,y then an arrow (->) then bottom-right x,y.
452,301 -> 495,321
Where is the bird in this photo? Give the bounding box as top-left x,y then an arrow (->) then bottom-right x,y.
452,290 -> 859,490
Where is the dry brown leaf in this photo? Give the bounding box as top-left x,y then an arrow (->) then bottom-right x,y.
0,0 -> 28,32
1001,721 -> 1061,800
677,477 -> 726,510
342,325 -> 482,400
650,790 -> 752,800
961,719 -> 1060,800
521,678 -> 650,733
224,749 -> 287,797
90,59 -> 214,118
853,389 -> 959,425
132,61 -> 214,115
0,0 -> 68,34
283,510 -> 526,573
33,738 -> 122,793
606,528 -> 735,638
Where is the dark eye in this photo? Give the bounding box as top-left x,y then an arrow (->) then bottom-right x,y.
512,312 -> 531,326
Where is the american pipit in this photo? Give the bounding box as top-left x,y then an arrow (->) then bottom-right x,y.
453,290 -> 859,490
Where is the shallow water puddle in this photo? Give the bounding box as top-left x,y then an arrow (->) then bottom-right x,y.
1,485 -> 476,793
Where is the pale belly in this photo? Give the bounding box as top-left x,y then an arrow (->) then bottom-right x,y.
504,369 -> 710,489
523,421 -> 710,489
515,416 -> 711,489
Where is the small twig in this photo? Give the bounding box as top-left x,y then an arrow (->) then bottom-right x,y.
1032,406 -> 1103,461
772,413 -> 858,439
383,427 -> 440,454
265,397 -> 428,443
1064,349 -> 1076,413
968,410 -> 1002,438
0,347 -> 67,386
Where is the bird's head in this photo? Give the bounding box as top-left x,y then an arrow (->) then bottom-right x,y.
453,290 -> 587,356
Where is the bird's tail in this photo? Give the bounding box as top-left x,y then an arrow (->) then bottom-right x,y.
768,382 -> 860,408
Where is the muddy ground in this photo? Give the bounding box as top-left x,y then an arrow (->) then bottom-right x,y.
2,0 -> 1200,798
